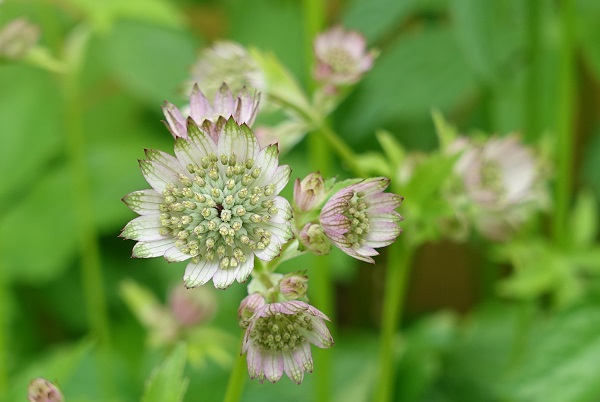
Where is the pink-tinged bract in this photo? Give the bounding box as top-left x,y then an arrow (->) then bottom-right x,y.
319,177 -> 403,263
241,301 -> 333,384
121,118 -> 293,289
162,83 -> 260,141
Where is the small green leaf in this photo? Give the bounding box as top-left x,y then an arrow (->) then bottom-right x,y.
569,190 -> 598,249
376,130 -> 406,169
431,110 -> 459,150
142,343 -> 188,402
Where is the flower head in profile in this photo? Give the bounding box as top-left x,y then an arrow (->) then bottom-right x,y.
242,300 -> 333,384
450,134 -> 547,239
163,83 -> 260,142
313,26 -> 376,90
28,378 -> 63,402
189,41 -> 264,99
121,118 -> 293,289
320,178 -> 403,263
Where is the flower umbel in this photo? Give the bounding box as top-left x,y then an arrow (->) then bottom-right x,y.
314,26 -> 376,89
320,178 -> 403,263
121,118 -> 293,289
163,83 -> 260,141
242,301 -> 333,384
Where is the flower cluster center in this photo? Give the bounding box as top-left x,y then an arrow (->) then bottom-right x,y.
344,192 -> 370,248
325,48 -> 354,73
250,312 -> 312,352
159,151 -> 278,269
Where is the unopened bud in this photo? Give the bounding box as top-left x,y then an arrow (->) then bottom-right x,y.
294,172 -> 326,212
279,272 -> 309,300
27,378 -> 64,402
299,223 -> 332,255
168,286 -> 216,328
0,19 -> 40,61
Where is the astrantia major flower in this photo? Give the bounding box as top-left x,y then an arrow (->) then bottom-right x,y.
313,25 -> 376,88
242,300 -> 333,384
121,118 -> 293,289
320,177 -> 403,263
162,83 -> 260,142
189,41 -> 264,99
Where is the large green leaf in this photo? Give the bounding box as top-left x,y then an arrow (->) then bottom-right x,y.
503,305 -> 600,402
0,165 -> 77,284
0,66 -> 62,208
100,20 -> 199,106
338,27 -> 477,138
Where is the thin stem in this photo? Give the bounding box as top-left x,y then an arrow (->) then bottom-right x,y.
62,24 -> 110,349
524,0 -> 541,142
320,124 -> 363,176
223,336 -> 247,402
553,0 -> 576,247
0,264 -> 7,401
301,2 -> 333,401
373,241 -> 414,402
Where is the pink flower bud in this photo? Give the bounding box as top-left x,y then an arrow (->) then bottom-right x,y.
299,223 -> 332,256
279,272 -> 309,300
294,172 -> 326,212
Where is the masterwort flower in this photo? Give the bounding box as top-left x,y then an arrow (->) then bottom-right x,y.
189,41 -> 264,99
163,83 -> 260,141
451,134 -> 547,239
320,178 -> 403,263
121,118 -> 293,289
314,25 -> 376,88
242,300 -> 333,384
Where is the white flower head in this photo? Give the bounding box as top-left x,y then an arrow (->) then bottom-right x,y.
122,118 -> 293,289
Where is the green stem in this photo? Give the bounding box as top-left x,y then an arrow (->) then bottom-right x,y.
524,0 -> 541,142
373,241 -> 414,402
301,2 -> 333,401
0,263 -> 7,400
63,24 -> 110,348
223,336 -> 247,402
553,0 -> 576,247
320,124 -> 363,176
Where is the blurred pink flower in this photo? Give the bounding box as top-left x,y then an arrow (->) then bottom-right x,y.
162,83 -> 260,141
168,286 -> 216,328
27,378 -> 63,402
313,26 -> 375,89
320,178 -> 403,263
242,301 -> 333,384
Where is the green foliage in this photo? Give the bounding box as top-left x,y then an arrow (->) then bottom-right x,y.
142,343 -> 189,402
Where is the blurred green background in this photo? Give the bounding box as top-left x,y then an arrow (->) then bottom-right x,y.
2,0 -> 600,401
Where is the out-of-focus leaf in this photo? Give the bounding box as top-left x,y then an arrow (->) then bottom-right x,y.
228,0 -> 304,81
0,165 -> 76,284
434,303 -> 518,401
502,305 -> 600,402
65,0 -> 184,32
7,340 -> 93,402
376,130 -> 406,170
581,128 -> 600,199
355,151 -> 392,177
250,48 -> 315,122
0,66 -> 62,207
100,20 -> 198,106
142,343 -> 188,402
339,28 -> 477,137
394,312 -> 457,402
449,0 -> 525,83
343,0 -> 448,43
569,190 -> 598,249
432,110 -> 459,150
576,0 -> 600,79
